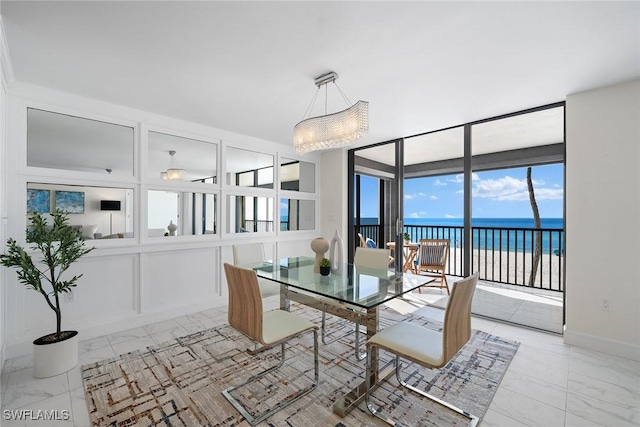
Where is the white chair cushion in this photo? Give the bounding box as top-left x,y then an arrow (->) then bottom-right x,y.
262,310 -> 315,345
367,321 -> 444,366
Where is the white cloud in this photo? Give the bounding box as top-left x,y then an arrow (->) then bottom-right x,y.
434,179 -> 446,186
445,214 -> 456,218
430,195 -> 438,200
471,175 -> 563,201
409,211 -> 428,218
405,192 -> 427,200
450,173 -> 480,183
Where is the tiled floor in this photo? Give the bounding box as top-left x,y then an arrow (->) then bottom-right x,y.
1,293 -> 638,427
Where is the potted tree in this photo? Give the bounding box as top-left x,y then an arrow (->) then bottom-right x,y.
0,210 -> 94,378
403,232 -> 411,244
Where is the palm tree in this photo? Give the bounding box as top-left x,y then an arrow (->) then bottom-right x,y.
527,167 -> 542,286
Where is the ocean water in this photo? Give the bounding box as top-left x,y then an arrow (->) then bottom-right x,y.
359,217 -> 564,254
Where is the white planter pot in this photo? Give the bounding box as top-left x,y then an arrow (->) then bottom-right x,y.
33,331 -> 79,378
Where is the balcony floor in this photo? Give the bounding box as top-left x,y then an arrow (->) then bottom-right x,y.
403,274 -> 564,334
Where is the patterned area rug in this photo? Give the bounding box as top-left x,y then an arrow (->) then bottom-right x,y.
82,303 -> 519,426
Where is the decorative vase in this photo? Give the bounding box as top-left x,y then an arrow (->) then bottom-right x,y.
32,330 -> 79,378
310,237 -> 329,273
329,230 -> 344,274
167,220 -> 177,236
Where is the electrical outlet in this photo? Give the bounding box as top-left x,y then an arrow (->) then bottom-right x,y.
600,297 -> 611,312
64,289 -> 74,303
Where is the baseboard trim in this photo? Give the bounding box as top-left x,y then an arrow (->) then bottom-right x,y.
564,329 -> 640,361
4,297 -> 226,360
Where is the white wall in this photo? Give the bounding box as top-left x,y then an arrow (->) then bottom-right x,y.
1,81 -> 321,359
564,79 -> 640,360
320,149 -> 349,260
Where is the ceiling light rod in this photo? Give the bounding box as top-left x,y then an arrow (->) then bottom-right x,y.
314,71 -> 338,87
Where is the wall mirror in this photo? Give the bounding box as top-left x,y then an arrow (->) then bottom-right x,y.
227,195 -> 274,233
27,183 -> 134,239
280,198 -> 315,231
280,158 -> 315,192
148,190 -> 217,237
148,131 -> 218,183
27,108 -> 134,176
225,147 -> 274,188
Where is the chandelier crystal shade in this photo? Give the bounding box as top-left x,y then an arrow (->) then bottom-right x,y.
160,150 -> 185,180
294,71 -> 369,154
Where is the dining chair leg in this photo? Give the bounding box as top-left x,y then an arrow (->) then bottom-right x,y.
365,346 -> 478,427
321,307 -> 366,360
222,331 -> 319,426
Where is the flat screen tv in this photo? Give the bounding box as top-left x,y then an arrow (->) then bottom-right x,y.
100,200 -> 121,211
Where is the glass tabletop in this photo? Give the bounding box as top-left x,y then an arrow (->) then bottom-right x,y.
240,256 -> 431,309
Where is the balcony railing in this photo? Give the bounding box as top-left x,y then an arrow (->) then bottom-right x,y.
356,223 -> 564,292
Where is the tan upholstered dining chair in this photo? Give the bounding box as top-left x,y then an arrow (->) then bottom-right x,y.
416,239 -> 451,294
222,263 -> 319,425
364,272 -> 480,426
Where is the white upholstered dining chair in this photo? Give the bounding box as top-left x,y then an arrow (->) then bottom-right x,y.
232,243 -> 280,297
364,272 -> 480,426
321,246 -> 391,360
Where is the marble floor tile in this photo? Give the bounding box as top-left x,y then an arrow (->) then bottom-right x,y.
481,408 -> 530,427
2,355 -> 33,376
2,368 -> 70,412
142,318 -> 182,335
489,387 -> 566,427
564,412 -> 608,427
77,346 -> 116,366
77,336 -> 110,354
566,389 -> 639,427
105,327 -> 149,345
149,326 -> 189,345
69,387 -> 89,427
499,369 -> 567,411
568,369 -> 640,411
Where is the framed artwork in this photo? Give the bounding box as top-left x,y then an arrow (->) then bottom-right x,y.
27,189 -> 51,213
55,190 -> 85,214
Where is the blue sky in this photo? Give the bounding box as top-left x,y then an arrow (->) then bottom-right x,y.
360,163 -> 564,219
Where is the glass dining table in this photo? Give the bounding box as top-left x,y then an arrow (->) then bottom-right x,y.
240,256 -> 433,417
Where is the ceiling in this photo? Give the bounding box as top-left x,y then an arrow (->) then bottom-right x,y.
2,1 -> 639,151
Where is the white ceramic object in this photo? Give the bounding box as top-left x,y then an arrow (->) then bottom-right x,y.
329,230 -> 344,275
33,331 -> 79,378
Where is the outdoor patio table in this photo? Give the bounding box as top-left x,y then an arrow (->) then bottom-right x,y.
386,241 -> 419,274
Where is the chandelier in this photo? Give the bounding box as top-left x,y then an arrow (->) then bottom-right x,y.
294,71 -> 369,154
160,150 -> 185,180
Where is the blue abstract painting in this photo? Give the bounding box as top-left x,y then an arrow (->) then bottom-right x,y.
27,189 -> 50,214
55,190 -> 85,214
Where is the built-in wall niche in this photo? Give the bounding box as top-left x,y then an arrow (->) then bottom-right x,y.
280,158 -> 315,192
27,108 -> 134,176
280,199 -> 315,231
225,147 -> 274,188
226,195 -> 274,233
148,131 -> 218,183
26,183 -> 133,239
148,190 -> 217,237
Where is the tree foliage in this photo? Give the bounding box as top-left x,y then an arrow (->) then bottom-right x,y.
0,210 -> 94,340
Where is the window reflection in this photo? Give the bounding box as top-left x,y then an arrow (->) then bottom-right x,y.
27,108 -> 134,176
280,158 -> 315,192
228,195 -> 274,233
280,199 -> 315,231
226,147 -> 274,188
27,183 -> 134,239
148,131 -> 217,183
148,190 -> 217,237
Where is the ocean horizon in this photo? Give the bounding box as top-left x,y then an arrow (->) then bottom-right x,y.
359,217 -> 563,229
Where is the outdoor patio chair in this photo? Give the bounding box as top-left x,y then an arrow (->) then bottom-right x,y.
321,246 -> 391,360
232,243 -> 280,297
222,263 -> 319,425
416,239 -> 450,294
364,272 -> 480,427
